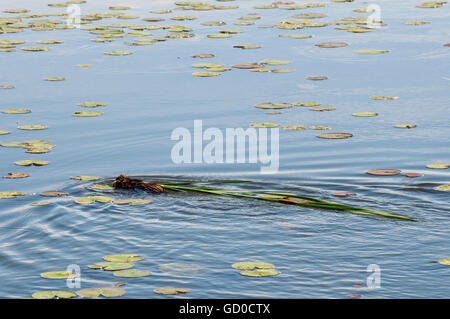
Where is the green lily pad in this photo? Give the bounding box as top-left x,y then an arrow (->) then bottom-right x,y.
104,51 -> 133,56
0,191 -> 25,199
3,172 -> 29,179
22,46 -> 49,52
310,126 -> 331,130
113,270 -> 150,278
41,271 -> 77,279
70,176 -> 101,181
293,102 -> 320,107
40,191 -> 68,197
261,60 -> 290,65
154,287 -> 190,295
2,108 -> 31,114
240,269 -> 280,277
74,195 -> 114,204
315,42 -> 348,48
352,112 -> 378,117
438,258 -> 450,265
271,69 -> 294,73
426,164 -> 449,169
232,261 -> 275,270
436,185 -> 450,191
91,184 -> 115,190
207,34 -> 232,38
104,254 -> 142,263
31,201 -> 52,206
310,106 -> 335,111
192,72 -> 221,77
18,124 -> 48,130
233,44 -> 261,49
32,291 -> 77,299
317,132 -> 353,139
73,111 -> 103,117
89,262 -> 134,271
371,96 -> 397,100
281,125 -> 307,130
15,160 -> 49,166
279,34 -> 312,39
394,124 -> 416,129
44,77 -> 65,81
249,123 -> 279,128
306,76 -> 328,81
254,102 -> 292,109
356,49 -> 389,54
76,287 -> 125,298
38,40 -> 63,44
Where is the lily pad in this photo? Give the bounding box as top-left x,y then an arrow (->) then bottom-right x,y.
74,196 -> 114,204
0,191 -> 25,199
18,124 -> 48,130
76,287 -> 125,298
113,270 -> 150,278
44,77 -> 65,82
255,102 -> 292,109
88,262 -> 134,271
91,184 -> 115,190
281,125 -> 306,130
233,44 -> 261,49
154,287 -> 190,295
310,106 -> 335,111
293,102 -> 320,107
15,160 -> 49,166
366,169 -> 401,176
3,172 -> 29,179
73,111 -> 103,117
310,126 -> 331,130
306,76 -> 328,81
438,258 -> 450,265
317,133 -> 353,139
352,112 -> 378,117
192,53 -> 215,58
70,176 -> 101,181
104,51 -> 133,56
315,42 -> 348,48
40,191 -> 68,197
192,72 -> 221,77
436,185 -> 450,191
31,201 -> 52,206
41,271 -> 77,279
402,173 -> 422,178
394,124 -> 416,129
356,49 -> 389,54
104,254 -> 142,263
32,291 -> 77,299
232,261 -> 275,270
249,123 -> 279,128
22,46 -> 49,52
371,96 -> 397,100
2,108 -> 31,114
240,269 -> 280,277
261,60 -> 290,65
426,164 -> 449,169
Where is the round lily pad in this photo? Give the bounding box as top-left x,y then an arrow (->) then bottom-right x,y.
233,44 -> 261,49
3,172 -> 29,179
77,287 -> 125,298
402,173 -> 422,178
73,111 -> 103,117
192,72 -> 221,77
332,192 -> 357,197
249,123 -> 279,128
317,133 -> 353,139
104,51 -> 133,56
426,164 -> 449,169
232,261 -> 275,270
41,271 -> 77,279
310,126 -> 331,130
0,192 -> 25,199
394,124 -> 416,129
91,184 -> 115,190
352,112 -> 378,117
281,125 -> 306,130
192,53 -> 215,58
89,262 -> 134,271
17,125 -> 48,131
438,258 -> 450,265
255,102 -> 292,109
32,291 -> 77,299
44,77 -> 65,81
78,102 -> 107,108
293,102 -> 320,107
366,169 -> 401,176
40,191 -> 68,197
15,160 -> 49,166
315,42 -> 348,48
2,108 -> 31,114
356,49 -> 389,54
306,76 -> 328,81
31,201 -> 52,206
310,106 -> 335,111
104,254 -> 142,263
154,287 -> 190,295
436,185 -> 450,191
70,176 -> 101,181
113,270 -> 150,278
261,60 -> 290,65
240,269 -> 280,277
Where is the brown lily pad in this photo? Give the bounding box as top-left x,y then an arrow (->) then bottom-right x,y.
402,172 -> 422,178
154,287 -> 190,295
3,172 -> 30,179
333,192 -> 357,197
306,76 -> 328,81
232,63 -> 264,69
366,169 -> 401,176
192,53 -> 215,58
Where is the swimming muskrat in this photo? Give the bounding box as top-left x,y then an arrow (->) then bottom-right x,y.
113,175 -> 164,193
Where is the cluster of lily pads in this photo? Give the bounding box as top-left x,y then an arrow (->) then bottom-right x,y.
232,261 -> 280,277
32,254 -> 192,298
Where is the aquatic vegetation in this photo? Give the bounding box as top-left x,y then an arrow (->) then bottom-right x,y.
32,291 -> 77,299
75,196 -> 114,204
240,269 -> 280,277
15,160 -> 49,166
436,185 -> 450,191
40,191 -> 68,197
88,262 -> 134,271
426,164 -> 449,169
104,254 -> 142,262
0,192 -> 26,199
232,261 -> 275,270
154,287 -> 190,295
317,133 -> 353,139
402,173 -> 422,178
76,287 -> 125,298
366,169 -> 401,176
41,271 -> 77,279
352,112 -> 378,117
3,173 -> 29,179
70,176 -> 101,181
113,270 -> 150,278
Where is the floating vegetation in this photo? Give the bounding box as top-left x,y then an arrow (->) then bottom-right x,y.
0,130 -> 11,135
22,46 -> 49,52
114,199 -> 152,205
44,77 -> 65,81
436,185 -> 450,191
40,191 -> 68,197
74,195 -> 114,204
2,108 -> 31,114
18,124 -> 49,130
310,106 -> 335,111
91,184 -> 115,190
232,261 -> 275,270
371,96 -> 397,100
333,192 -> 356,197
426,164 -> 449,169
32,291 -> 77,299
306,76 -> 328,81
104,51 -> 133,56
317,133 -> 353,139
255,102 -> 292,109
402,173 -> 422,178
109,177 -> 416,221
355,49 -> 389,54
89,262 -> 134,271
249,123 -> 279,128
403,21 -> 429,25
192,72 -> 221,77
352,112 -> 378,117
76,287 -> 126,298
0,192 -> 25,199
394,124 -> 416,129
366,169 -> 401,176
310,126 -> 331,130
15,160 -> 49,166
31,201 -> 52,206
315,42 -> 348,48
73,111 -> 103,117
416,1 -> 447,8
233,44 -> 261,49
281,125 -> 306,130
41,271 -> 77,279
3,173 -> 30,179
240,269 -> 280,277
113,270 -> 150,278
438,258 -> 450,265
104,254 -> 142,263
70,176 -> 101,181
192,53 -> 215,58
154,287 -> 190,295
279,34 -> 312,39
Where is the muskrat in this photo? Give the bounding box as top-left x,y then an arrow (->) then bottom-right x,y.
113,175 -> 164,194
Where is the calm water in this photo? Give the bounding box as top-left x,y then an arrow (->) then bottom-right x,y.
0,0 -> 449,298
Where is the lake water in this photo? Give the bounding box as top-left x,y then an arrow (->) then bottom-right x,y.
0,0 -> 449,298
